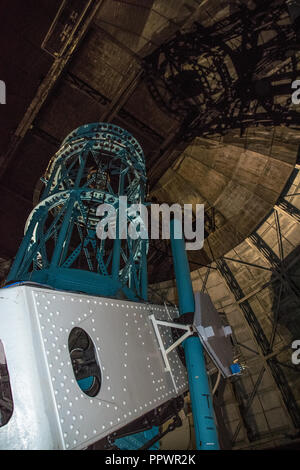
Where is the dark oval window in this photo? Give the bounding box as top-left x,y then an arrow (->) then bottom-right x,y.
0,340 -> 14,427
68,328 -> 101,397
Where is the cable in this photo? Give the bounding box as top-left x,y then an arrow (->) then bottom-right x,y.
212,369 -> 222,396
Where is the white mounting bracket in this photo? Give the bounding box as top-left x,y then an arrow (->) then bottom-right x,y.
149,314 -> 194,393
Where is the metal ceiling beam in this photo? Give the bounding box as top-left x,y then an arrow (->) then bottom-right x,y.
274,210 -> 284,261
248,226 -> 300,299
247,232 -> 281,269
217,258 -> 270,355
32,127 -> 60,148
100,69 -> 144,123
222,256 -> 272,272
275,198 -> 300,224
91,22 -> 142,63
64,72 -> 164,144
231,367 -> 266,445
223,251 -> 300,309
65,72 -> 110,106
0,0 -> 105,180
216,257 -> 300,430
147,125 -> 189,189
201,266 -> 211,293
269,282 -> 283,351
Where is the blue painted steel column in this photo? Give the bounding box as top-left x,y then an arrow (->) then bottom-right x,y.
141,239 -> 148,301
50,193 -> 76,268
7,209 -> 42,281
170,217 -> 219,450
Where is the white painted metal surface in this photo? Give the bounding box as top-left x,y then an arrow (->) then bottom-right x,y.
0,285 -> 188,449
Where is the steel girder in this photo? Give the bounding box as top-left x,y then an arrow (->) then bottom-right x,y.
216,257 -> 300,429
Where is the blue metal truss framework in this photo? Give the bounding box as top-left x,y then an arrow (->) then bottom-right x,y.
7,123 -> 148,302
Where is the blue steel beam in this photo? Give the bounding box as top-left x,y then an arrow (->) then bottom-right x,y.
170,217 -> 219,450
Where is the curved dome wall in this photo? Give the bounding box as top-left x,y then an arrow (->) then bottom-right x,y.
150,128 -> 299,281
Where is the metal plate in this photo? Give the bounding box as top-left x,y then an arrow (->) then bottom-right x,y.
0,285 -> 188,450
41,0 -> 92,57
194,291 -> 234,377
